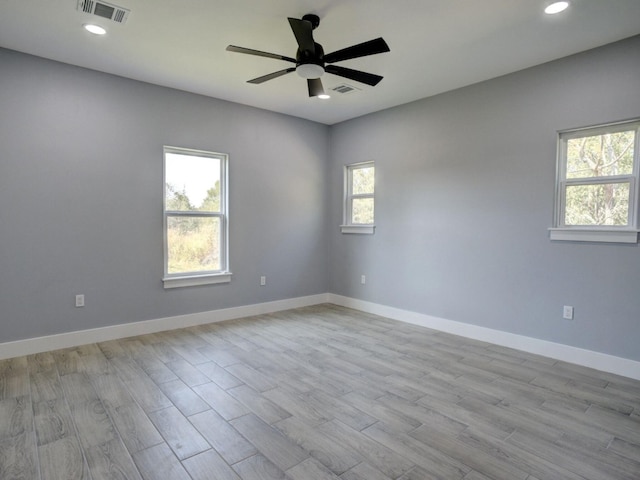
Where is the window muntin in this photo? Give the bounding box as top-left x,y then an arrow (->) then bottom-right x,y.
345,162 -> 375,226
555,120 -> 639,234
163,147 -> 229,285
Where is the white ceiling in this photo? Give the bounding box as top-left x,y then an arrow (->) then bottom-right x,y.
1,0 -> 639,125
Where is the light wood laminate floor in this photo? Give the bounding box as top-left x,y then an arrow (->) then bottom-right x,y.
1,304 -> 639,479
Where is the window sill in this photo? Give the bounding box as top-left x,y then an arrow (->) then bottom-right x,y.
163,272 -> 232,289
340,225 -> 375,235
549,228 -> 639,244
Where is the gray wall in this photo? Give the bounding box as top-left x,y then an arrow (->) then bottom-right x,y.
0,48 -> 329,343
328,35 -> 640,361
2,36 -> 639,363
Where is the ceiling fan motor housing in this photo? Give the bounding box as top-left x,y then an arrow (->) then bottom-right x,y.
296,42 -> 325,78
301,14 -> 320,29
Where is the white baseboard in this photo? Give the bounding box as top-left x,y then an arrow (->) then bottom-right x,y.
0,293 -> 329,360
2,292 -> 638,382
328,294 -> 640,381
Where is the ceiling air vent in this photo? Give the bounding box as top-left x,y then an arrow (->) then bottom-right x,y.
77,0 -> 130,24
330,83 -> 361,95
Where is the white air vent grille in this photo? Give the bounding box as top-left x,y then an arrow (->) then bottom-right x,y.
330,83 -> 361,95
77,0 -> 130,24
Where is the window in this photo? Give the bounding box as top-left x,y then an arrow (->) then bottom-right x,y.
341,162 -> 375,234
163,146 -> 230,288
550,119 -> 640,243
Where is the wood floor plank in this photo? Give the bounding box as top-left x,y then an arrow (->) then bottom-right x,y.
304,389 -> 377,431
339,462 -> 392,480
125,341 -> 178,385
0,395 -> 32,441
110,357 -> 172,413
182,449 -> 241,480
273,416 -> 361,475
53,350 -> 82,376
196,361 -> 243,390
132,443 -> 191,480
507,429 -> 636,480
59,373 -> 118,449
0,431 -> 39,480
0,357 -> 30,400
2,304 -> 639,480
147,406 -> 210,460
317,420 -> 414,479
262,386 -> 331,426
458,427 -> 586,480
38,436 -> 89,480
286,457 -> 340,480
232,454 -> 287,480
188,409 -> 257,465
164,358 -> 210,387
230,413 -> 309,471
225,363 -> 276,392
106,402 -> 164,454
408,423 -> 530,480
88,372 -> 135,410
30,370 -> 64,403
227,384 -> 291,425
362,422 -> 471,479
192,381 -> 250,420
608,437 -> 640,463
85,438 -> 143,480
33,398 -> 75,446
27,352 -> 56,375
157,378 -> 210,417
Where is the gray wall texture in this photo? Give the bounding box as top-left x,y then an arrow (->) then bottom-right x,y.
1,36 -> 639,363
328,35 -> 640,361
0,48 -> 329,342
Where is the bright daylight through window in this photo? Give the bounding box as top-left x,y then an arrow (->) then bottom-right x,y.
341,162 -> 375,234
163,146 -> 230,288
550,119 -> 640,243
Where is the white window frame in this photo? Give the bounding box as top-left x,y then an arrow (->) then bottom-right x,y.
162,146 -> 231,288
341,161 -> 375,234
550,119 -> 640,243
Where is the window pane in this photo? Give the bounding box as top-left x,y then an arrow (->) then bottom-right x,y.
565,183 -> 630,226
167,216 -> 221,273
566,131 -> 635,179
166,153 -> 221,212
352,167 -> 375,195
352,198 -> 374,224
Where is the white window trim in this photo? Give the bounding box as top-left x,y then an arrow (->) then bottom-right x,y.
163,272 -> 232,289
341,161 -> 375,235
162,146 -> 231,288
550,118 -> 640,243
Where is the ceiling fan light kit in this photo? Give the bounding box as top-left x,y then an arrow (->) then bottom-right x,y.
297,63 -> 324,79
226,13 -> 390,98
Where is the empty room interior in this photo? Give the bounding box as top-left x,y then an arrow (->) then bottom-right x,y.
1,1 -> 640,479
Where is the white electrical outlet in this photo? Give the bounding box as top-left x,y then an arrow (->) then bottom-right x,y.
563,305 -> 574,320
260,275 -> 266,286
361,275 -> 366,285
75,294 -> 85,308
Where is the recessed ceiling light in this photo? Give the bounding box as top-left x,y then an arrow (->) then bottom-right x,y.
545,1 -> 569,14
83,24 -> 107,35
318,94 -> 331,100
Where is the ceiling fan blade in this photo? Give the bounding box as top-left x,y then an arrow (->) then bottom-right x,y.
226,45 -> 296,64
325,65 -> 383,86
307,78 -> 324,97
324,37 -> 390,64
288,17 -> 315,53
247,68 -> 296,84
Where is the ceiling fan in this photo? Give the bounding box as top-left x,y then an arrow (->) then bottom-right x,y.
226,14 -> 390,98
